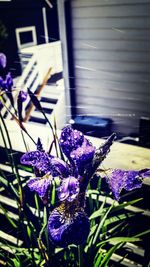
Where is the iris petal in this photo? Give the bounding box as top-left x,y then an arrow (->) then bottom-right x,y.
27,175 -> 52,198
58,176 -> 79,202
70,139 -> 95,175
105,168 -> 150,201
48,207 -> 90,247
20,151 -> 52,174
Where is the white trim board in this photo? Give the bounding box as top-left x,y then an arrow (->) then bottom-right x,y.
15,26 -> 37,50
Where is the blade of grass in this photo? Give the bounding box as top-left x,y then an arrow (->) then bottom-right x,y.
92,202 -> 114,245
97,236 -> 140,247
99,243 -> 123,267
0,204 -> 17,228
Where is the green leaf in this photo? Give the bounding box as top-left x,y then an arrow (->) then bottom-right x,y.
28,89 -> 43,111
104,212 -> 135,227
9,183 -> 19,199
99,243 -> 122,267
11,258 -> 21,267
110,198 -> 143,214
134,229 -> 150,238
92,203 -> 114,245
43,206 -> 47,225
51,182 -> 56,206
27,225 -> 31,240
97,236 -> 140,247
90,198 -> 106,220
88,224 -> 98,239
0,204 -> 17,228
94,251 -> 103,267
87,189 -> 100,195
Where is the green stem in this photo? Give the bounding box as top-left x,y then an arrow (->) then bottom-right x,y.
42,112 -> 59,157
0,96 -> 36,145
0,113 -> 23,205
20,129 -> 28,152
78,245 -> 84,267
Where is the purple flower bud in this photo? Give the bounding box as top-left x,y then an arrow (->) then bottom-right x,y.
48,206 -> 90,247
93,133 -> 116,167
59,126 -> 84,158
18,90 -> 27,102
70,139 -> 95,175
60,126 -> 96,175
105,168 -> 150,201
0,53 -> 7,68
5,72 -> 13,91
37,138 -> 44,151
58,176 -> 79,202
27,175 -> 52,198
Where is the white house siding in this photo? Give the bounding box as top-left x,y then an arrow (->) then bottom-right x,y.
70,0 -> 150,135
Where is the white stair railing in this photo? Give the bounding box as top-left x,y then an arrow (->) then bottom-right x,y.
1,41 -> 64,122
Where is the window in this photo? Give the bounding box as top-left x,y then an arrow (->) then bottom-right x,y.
15,26 -> 37,49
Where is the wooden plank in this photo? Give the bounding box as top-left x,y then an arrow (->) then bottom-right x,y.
73,39 -> 150,52
0,208 -> 19,221
0,231 -> 23,246
72,0 -> 150,7
0,194 -> 43,218
75,86 -> 150,104
75,103 -> 148,118
0,163 -> 32,177
74,50 -> 150,63
24,67 -> 52,122
75,79 -> 150,95
72,17 -> 150,29
72,5 -> 150,18
73,29 -> 150,41
75,60 -> 150,73
76,96 -> 150,113
73,4 -> 150,18
74,68 -> 150,83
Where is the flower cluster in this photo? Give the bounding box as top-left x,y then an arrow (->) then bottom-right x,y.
0,52 -> 27,110
20,126 -> 150,247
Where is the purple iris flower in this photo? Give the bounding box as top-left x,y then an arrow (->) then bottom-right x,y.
0,72 -> 13,91
58,176 -> 79,202
0,53 -> 7,68
4,72 -> 13,91
105,168 -> 150,201
60,127 -> 116,177
48,206 -> 90,247
70,139 -> 96,174
59,126 -> 96,175
59,126 -> 85,158
20,151 -> 53,174
18,90 -> 27,103
20,150 -> 70,197
27,174 -> 53,198
20,124 -> 150,247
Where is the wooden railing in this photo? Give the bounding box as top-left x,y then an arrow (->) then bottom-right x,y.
1,41 -> 63,121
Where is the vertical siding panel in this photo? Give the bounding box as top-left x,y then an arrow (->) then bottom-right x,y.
71,0 -> 150,135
